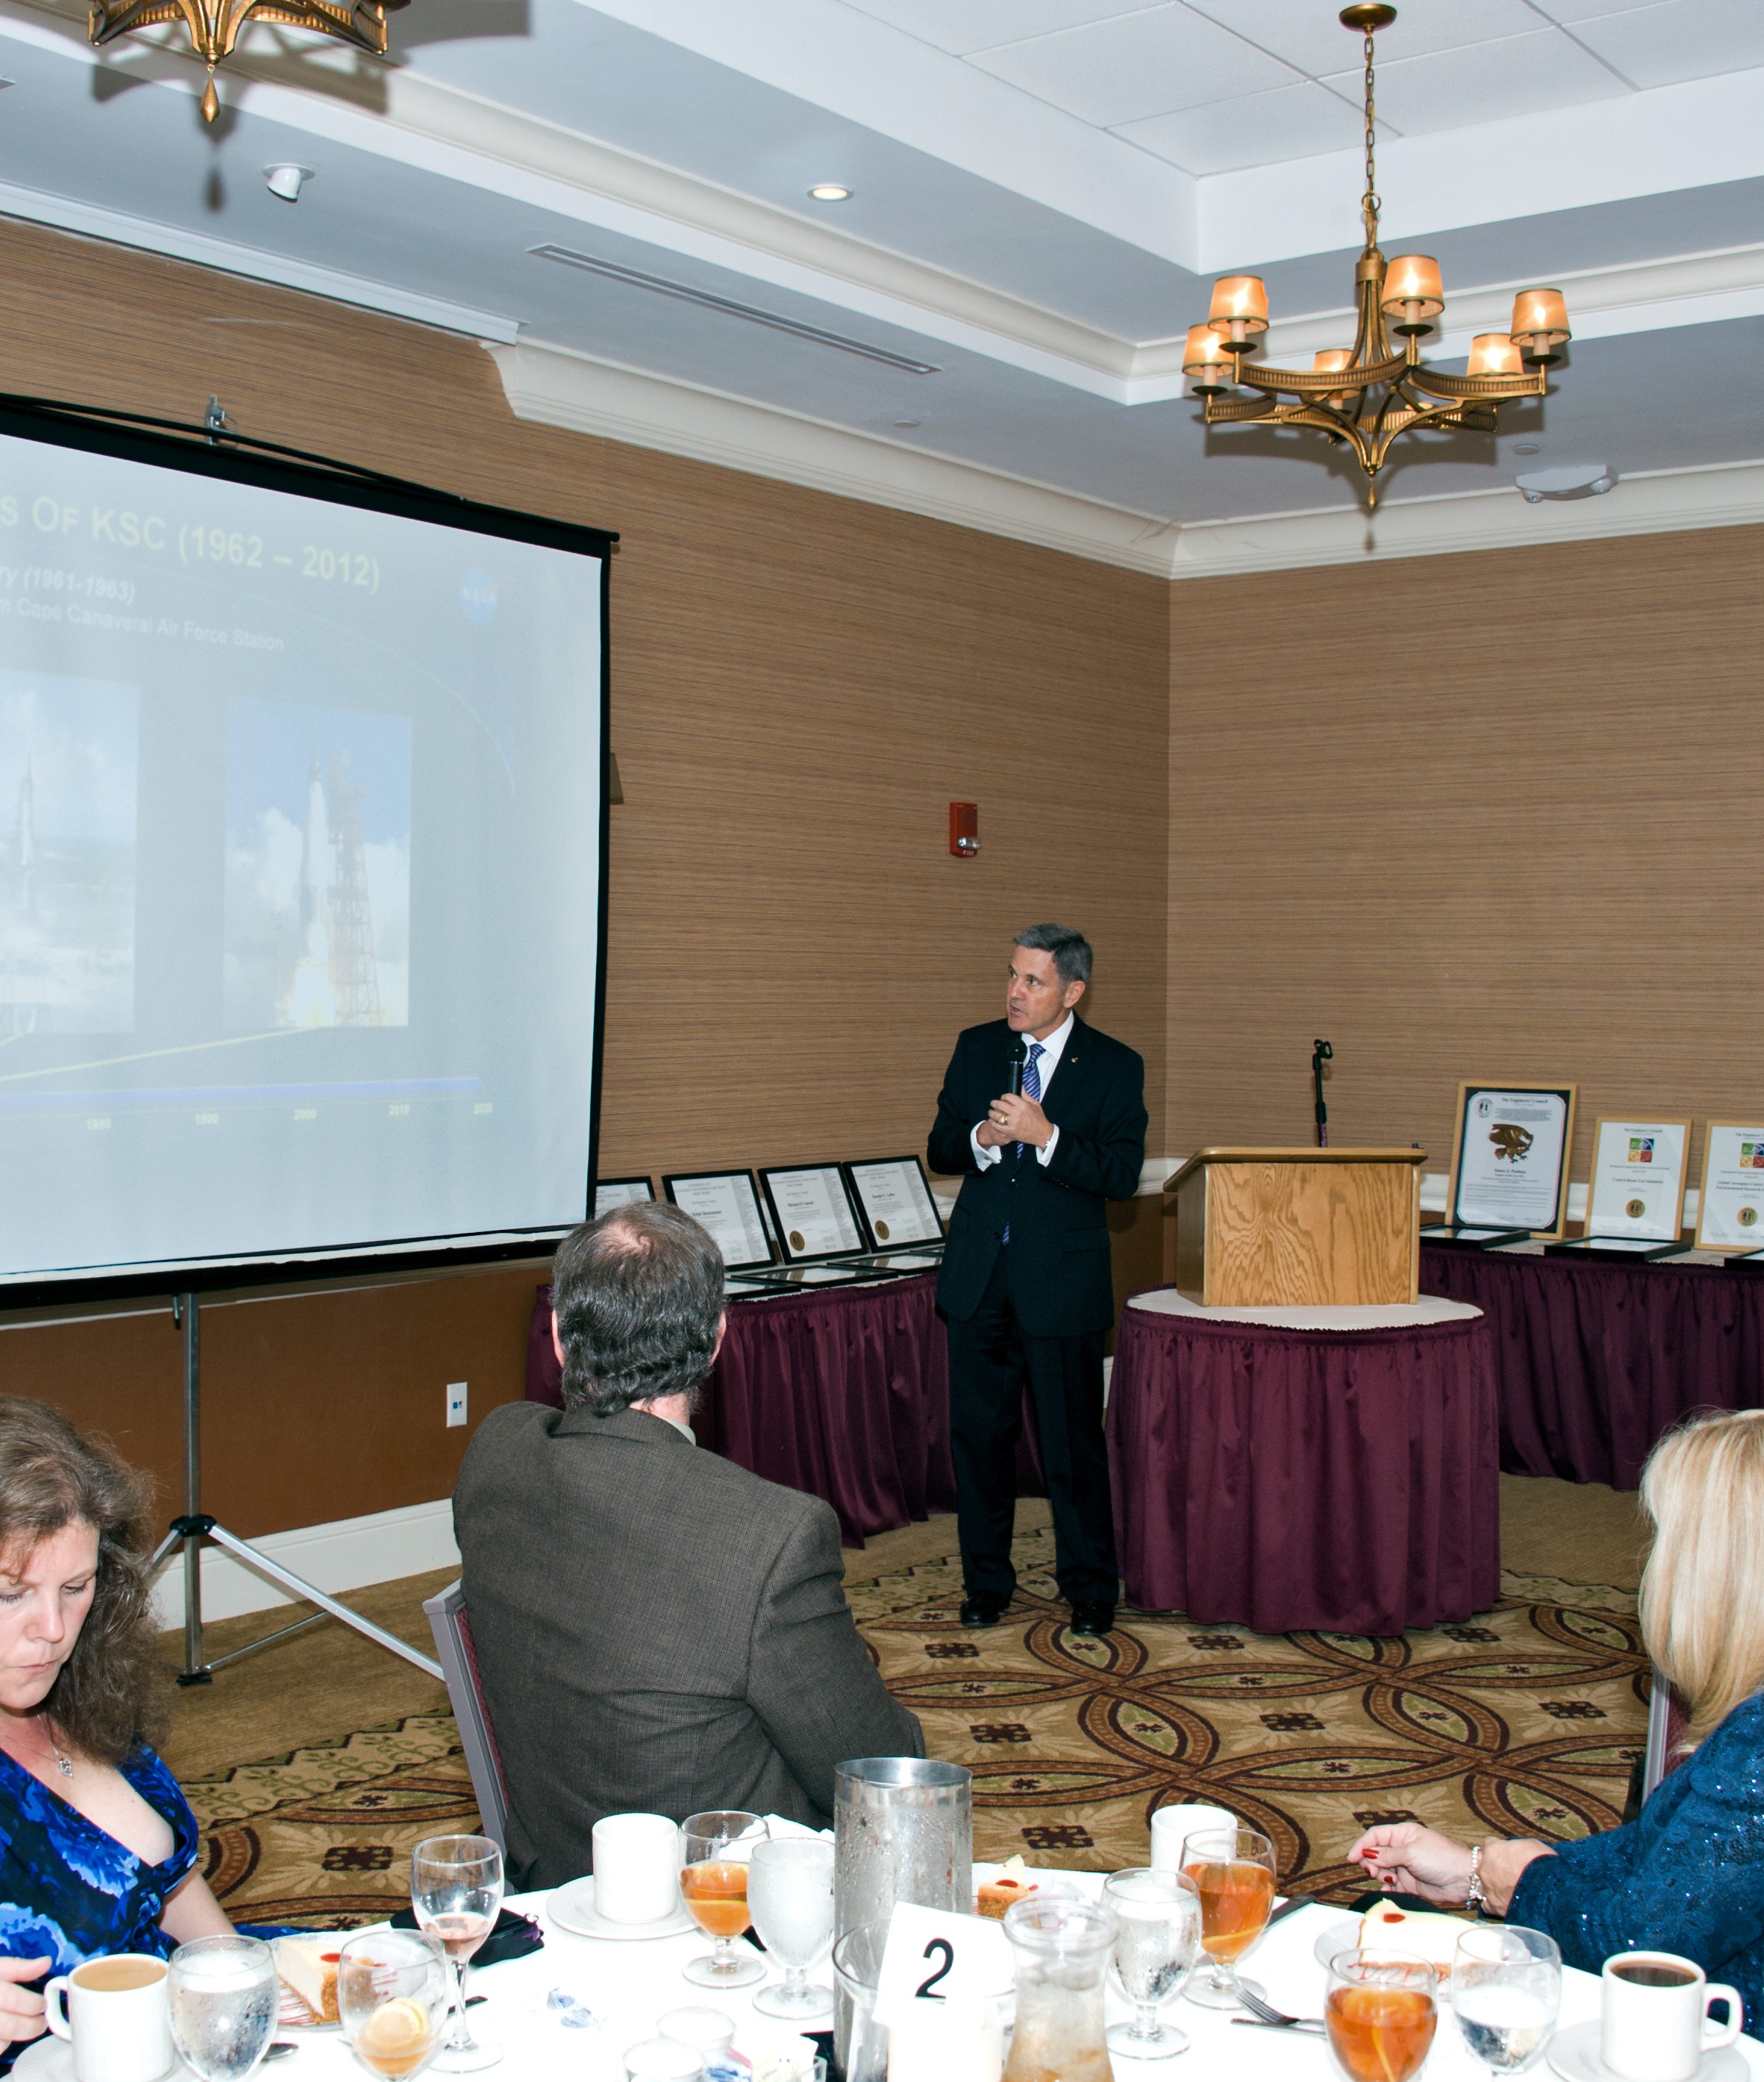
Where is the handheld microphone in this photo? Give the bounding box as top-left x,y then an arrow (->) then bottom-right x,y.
1010,1039 -> 1027,1098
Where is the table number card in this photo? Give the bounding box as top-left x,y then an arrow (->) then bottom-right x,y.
1696,1126 -> 1764,1251
1583,1120 -> 1690,1243
870,1901 -> 1012,2032
1449,1083 -> 1577,1239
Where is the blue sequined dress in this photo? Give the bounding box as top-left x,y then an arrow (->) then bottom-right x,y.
0,1742 -> 199,2072
1510,1692 -> 1764,2039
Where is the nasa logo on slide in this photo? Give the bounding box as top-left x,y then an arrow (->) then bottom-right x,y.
460,570 -> 498,623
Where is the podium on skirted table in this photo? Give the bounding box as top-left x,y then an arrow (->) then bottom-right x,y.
1163,1148 -> 1428,1306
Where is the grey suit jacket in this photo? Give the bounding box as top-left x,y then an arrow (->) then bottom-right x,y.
453,1400 -> 924,1889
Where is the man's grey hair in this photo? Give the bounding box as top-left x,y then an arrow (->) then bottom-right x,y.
1014,923 -> 1092,989
552,1201 -> 725,1418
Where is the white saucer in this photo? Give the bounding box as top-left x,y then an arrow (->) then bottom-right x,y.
547,1874 -> 696,1942
1546,2020 -> 1747,2082
13,2042 -> 191,2080
1313,1917 -> 1362,1971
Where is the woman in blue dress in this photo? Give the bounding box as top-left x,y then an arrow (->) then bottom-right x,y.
0,1398 -> 231,2063
1349,1406 -> 1764,2039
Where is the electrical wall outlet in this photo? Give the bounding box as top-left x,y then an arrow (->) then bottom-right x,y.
445,1381 -> 468,1428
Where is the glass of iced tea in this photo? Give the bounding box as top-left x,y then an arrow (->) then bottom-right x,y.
681,1811 -> 767,1989
1326,1949 -> 1439,2082
1180,1824 -> 1277,2010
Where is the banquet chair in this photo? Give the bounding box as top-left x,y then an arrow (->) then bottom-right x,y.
423,1579 -> 512,1856
1641,1661 -> 1690,1803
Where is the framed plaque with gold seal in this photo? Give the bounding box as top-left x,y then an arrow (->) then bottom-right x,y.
1695,1126 -> 1764,1252
1582,1118 -> 1691,1244
1448,1082 -> 1578,1240
758,1163 -> 868,1264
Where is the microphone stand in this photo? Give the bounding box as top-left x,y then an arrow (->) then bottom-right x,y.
1312,1040 -> 1333,1148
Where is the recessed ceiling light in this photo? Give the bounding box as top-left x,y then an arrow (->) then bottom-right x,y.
265,164 -> 313,204
1513,441 -> 1542,455
894,419 -> 920,429
808,184 -> 852,202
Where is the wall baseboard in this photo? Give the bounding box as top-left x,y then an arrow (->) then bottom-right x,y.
150,1498 -> 459,1632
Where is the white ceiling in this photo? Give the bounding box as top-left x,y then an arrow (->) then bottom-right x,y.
0,0 -> 1759,559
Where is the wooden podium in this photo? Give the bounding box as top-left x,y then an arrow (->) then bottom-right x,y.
1164,1148 -> 1427,1307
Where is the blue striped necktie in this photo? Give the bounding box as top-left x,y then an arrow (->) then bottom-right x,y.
1003,1041 -> 1044,1245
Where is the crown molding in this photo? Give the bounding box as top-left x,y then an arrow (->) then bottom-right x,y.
489,340 -> 1184,575
491,335 -> 1764,581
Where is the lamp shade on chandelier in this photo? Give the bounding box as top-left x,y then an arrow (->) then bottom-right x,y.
1187,4 -> 1572,505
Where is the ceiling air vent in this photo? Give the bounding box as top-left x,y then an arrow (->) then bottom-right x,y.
530,246 -> 940,375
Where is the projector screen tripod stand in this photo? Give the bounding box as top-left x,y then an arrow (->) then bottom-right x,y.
150,1292 -> 444,1688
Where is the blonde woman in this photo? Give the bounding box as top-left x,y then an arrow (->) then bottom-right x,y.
1348,1407 -> 1764,2038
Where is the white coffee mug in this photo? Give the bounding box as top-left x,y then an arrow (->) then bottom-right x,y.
592,1811 -> 682,1923
1600,1950 -> 1743,2082
1150,1803 -> 1236,1872
44,1953 -> 174,2082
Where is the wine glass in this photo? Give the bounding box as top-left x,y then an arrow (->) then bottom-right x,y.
168,1934 -> 278,2081
411,1832 -> 503,2071
337,1930 -> 449,2080
1325,1948 -> 1438,2082
749,1836 -> 835,2020
681,1811 -> 767,1989
1453,1925 -> 1562,2074
1103,1867 -> 1202,2060
1180,1824 -> 1277,2010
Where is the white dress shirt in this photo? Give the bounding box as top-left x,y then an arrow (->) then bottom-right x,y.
970,1011 -> 1073,1171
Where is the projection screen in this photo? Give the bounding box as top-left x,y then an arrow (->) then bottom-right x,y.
0,407 -> 611,1295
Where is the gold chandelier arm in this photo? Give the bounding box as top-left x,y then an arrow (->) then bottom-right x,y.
1230,348 -> 1411,397
1201,394 -> 1278,423
87,0 -> 193,43
1407,364 -> 1548,403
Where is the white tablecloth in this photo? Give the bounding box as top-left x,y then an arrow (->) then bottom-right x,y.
1128,1289 -> 1483,1332
159,1886 -> 1763,2082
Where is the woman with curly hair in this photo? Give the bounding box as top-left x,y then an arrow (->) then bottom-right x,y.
0,1398 -> 230,2059
1348,1406 -> 1764,2041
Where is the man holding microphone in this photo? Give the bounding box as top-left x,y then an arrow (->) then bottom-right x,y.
928,925 -> 1147,1638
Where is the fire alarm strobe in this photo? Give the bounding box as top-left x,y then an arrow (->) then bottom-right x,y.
950,802 -> 979,857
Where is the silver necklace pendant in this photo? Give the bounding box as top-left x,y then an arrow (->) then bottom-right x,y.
54,1752 -> 73,1780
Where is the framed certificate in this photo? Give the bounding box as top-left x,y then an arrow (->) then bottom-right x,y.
1448,1083 -> 1577,1240
661,1170 -> 775,1271
758,1164 -> 868,1263
593,1177 -> 655,1220
1582,1119 -> 1690,1243
845,1156 -> 945,1251
1695,1126 -> 1764,1251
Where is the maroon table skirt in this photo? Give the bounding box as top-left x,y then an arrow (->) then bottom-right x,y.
526,1275 -> 962,1545
1106,1296 -> 1501,1637
1419,1245 -> 1764,1490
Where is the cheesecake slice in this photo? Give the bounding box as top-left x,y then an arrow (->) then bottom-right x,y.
277,1936 -> 342,2024
1357,1902 -> 1469,1979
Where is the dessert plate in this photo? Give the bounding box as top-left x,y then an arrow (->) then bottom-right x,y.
1313,1917 -> 1362,1970
547,1874 -> 695,1941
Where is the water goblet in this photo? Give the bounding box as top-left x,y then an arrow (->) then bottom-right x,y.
411,1832 -> 503,2071
1180,1824 -> 1277,2010
168,1934 -> 278,2081
1454,1925 -> 1562,2074
1326,1947 -> 1438,2082
749,1836 -> 835,2020
337,1929 -> 449,2080
681,1811 -> 768,1989
1103,1867 -> 1202,2060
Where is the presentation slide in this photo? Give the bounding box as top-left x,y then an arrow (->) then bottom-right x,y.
0,419 -> 606,1284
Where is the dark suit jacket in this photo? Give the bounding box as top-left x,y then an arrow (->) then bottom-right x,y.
928,1015 -> 1147,1338
453,1403 -> 923,1889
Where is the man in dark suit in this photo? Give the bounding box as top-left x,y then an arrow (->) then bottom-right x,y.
453,1201 -> 922,1889
928,923 -> 1147,1639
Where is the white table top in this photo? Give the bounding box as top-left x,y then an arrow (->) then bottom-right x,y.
1129,1289 -> 1483,1332
116,1885 -> 1756,2082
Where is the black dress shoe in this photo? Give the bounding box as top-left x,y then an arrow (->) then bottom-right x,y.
1069,1602 -> 1116,1637
960,1594 -> 1006,1628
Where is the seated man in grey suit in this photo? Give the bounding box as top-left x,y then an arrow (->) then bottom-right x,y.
453,1201 -> 924,1889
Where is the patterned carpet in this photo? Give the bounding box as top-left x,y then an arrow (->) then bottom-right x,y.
193,1527 -> 1648,1928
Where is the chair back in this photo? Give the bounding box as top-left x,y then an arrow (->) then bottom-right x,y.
423,1579 -> 512,1856
1641,1660 -> 1691,1802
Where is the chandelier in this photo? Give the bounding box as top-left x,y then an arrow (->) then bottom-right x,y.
87,0 -> 408,121
1183,3 -> 1571,507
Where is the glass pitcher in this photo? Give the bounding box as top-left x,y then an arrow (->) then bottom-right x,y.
1002,1897 -> 1119,2082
